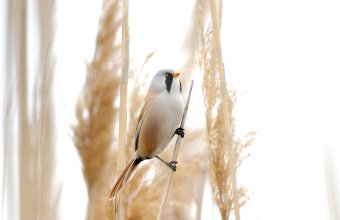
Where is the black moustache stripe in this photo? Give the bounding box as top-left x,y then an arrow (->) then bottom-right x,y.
165,73 -> 173,93
179,81 -> 182,93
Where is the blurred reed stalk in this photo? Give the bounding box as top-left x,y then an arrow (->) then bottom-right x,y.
34,0 -> 60,219
2,0 -> 17,219
17,0 -> 31,218
115,0 -> 129,219
72,1 -> 121,219
322,141 -> 340,220
2,0 -> 60,219
157,80 -> 194,220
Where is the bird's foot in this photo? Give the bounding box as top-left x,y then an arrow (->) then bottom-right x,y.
166,161 -> 178,172
175,127 -> 185,138
155,156 -> 178,172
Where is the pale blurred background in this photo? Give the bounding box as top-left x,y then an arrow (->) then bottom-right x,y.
1,0 -> 340,220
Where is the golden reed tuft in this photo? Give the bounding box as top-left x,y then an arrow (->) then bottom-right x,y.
197,0 -> 255,219
73,1 -> 121,219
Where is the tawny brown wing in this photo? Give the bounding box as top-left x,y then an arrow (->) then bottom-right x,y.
134,91 -> 155,151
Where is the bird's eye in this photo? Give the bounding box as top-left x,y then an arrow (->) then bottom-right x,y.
164,73 -> 168,78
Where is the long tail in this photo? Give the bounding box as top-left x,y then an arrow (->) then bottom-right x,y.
109,154 -> 138,199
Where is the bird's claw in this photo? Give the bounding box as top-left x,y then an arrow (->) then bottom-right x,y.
175,127 -> 185,138
167,161 -> 178,171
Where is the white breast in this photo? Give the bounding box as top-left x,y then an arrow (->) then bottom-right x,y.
153,89 -> 184,154
136,73 -> 184,158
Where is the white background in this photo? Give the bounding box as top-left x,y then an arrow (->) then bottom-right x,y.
1,0 -> 340,219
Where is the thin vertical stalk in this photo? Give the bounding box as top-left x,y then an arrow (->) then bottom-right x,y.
2,1 -> 16,219
35,0 -> 59,219
207,0 -> 240,220
322,141 -> 340,220
17,0 -> 32,219
115,0 -> 129,219
157,80 -> 194,220
117,0 -> 129,170
194,168 -> 206,220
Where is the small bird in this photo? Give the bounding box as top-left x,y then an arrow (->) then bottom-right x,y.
109,69 -> 185,199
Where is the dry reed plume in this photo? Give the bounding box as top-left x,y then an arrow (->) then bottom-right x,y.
72,1 -> 121,219
197,0 -> 255,219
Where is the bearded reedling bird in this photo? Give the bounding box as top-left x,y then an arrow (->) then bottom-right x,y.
109,69 -> 185,199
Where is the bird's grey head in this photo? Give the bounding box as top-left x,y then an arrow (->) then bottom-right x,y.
149,69 -> 182,94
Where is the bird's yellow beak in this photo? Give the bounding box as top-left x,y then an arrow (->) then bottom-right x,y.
173,72 -> 181,78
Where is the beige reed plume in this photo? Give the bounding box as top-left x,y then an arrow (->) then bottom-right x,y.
73,1 -> 121,219
197,0 -> 256,219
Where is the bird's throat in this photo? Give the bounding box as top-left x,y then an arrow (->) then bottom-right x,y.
165,74 -> 173,93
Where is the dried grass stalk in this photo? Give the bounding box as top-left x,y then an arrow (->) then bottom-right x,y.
207,0 -> 241,219
157,80 -> 194,220
165,145 -> 207,220
2,1 -> 18,219
197,0 -> 255,219
5,0 -> 60,219
322,141 -> 340,220
34,0 -> 60,218
115,0 -> 130,218
72,1 -> 121,219
17,0 -> 32,218
117,0 -> 130,171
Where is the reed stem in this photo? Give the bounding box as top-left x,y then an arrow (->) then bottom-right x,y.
208,0 -> 240,219
115,0 -> 129,219
157,80 -> 194,220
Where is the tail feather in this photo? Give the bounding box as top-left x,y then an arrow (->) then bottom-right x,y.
109,154 -> 138,199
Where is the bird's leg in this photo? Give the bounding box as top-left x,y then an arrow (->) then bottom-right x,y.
155,155 -> 177,171
174,127 -> 185,138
